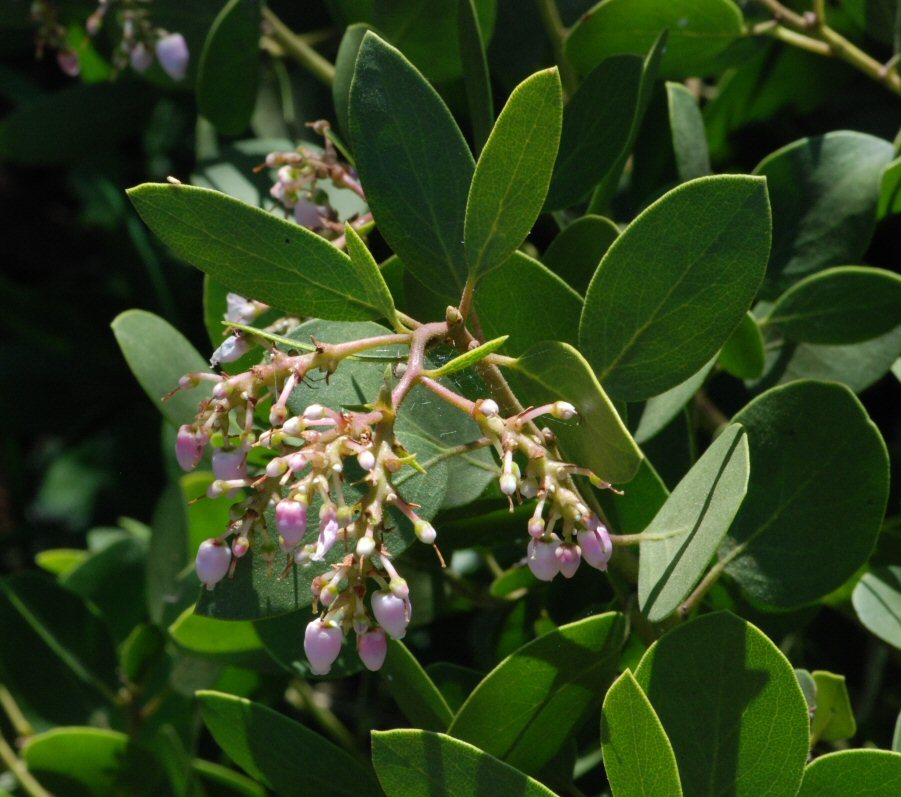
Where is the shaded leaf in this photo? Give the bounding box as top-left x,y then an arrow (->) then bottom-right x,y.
852,566 -> 901,650
333,24 -> 370,138
810,671 -> 857,743
666,81 -> 710,181
718,312 -> 765,380
458,0 -> 494,154
381,640 -> 454,731
344,223 -> 399,326
632,359 -> 714,444
541,215 -> 619,294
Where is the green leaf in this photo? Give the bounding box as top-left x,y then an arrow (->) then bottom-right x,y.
600,671 -> 683,797
638,424 -> 750,622
632,359 -> 714,444
23,728 -> 164,797
541,215 -> 619,294
344,223 -> 399,326
0,573 -> 120,728
381,640 -> 454,731
448,613 -> 625,776
255,612 -> 363,680
193,759 -> 267,797
580,175 -> 771,401
198,691 -> 381,796
196,0 -> 260,135
34,548 -> 87,577
427,663 -> 484,713
128,184 -> 385,321
148,482 -> 193,626
666,82 -> 710,181
718,312 -> 765,379
852,566 -> 901,650
168,607 -> 271,668
766,266 -> 901,345
565,0 -> 744,79
878,156 -> 901,219
350,32 -> 474,297
372,730 -> 558,797
333,23 -> 370,138
112,309 -> 212,428
796,750 -> 901,797
810,671 -> 857,743
598,458 -> 669,534
511,341 -> 643,484
722,381 -> 889,607
426,336 -> 508,378
374,0 -> 497,83
754,131 -> 893,299
544,55 -> 644,211
120,624 -> 165,686
475,252 -> 583,356
458,0 -> 494,155
634,612 -> 810,797
465,68 -> 563,279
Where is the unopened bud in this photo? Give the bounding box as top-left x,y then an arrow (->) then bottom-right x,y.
527,516 -> 545,538
232,536 -> 250,558
499,472 -> 518,496
357,449 -> 376,471
195,539 -> 231,589
479,398 -> 499,418
276,499 -> 308,547
265,457 -> 287,478
356,536 -> 376,558
414,520 -> 437,545
578,522 -> 612,571
269,404 -> 288,427
552,401 -> 577,421
283,416 -> 304,436
155,32 -> 189,81
304,619 -> 343,675
303,404 -> 325,420
175,425 -> 208,471
212,446 -> 247,481
372,590 -> 409,639
129,43 -> 153,73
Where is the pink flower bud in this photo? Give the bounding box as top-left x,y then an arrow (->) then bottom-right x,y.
57,50 -> 80,77
372,590 -> 409,639
196,539 -> 231,589
358,628 -> 387,671
304,619 -> 343,675
265,457 -> 287,478
527,516 -> 545,538
276,499 -> 308,547
479,398 -> 499,417
304,404 -> 325,420
294,200 -> 322,229
129,43 -> 153,73
527,535 -> 561,581
578,521 -> 612,571
210,334 -> 249,366
175,425 -> 207,471
155,32 -> 189,81
556,543 -> 581,578
232,536 -> 249,558
212,446 -> 247,481
311,518 -> 339,562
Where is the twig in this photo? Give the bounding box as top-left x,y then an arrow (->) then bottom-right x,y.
262,7 -> 336,86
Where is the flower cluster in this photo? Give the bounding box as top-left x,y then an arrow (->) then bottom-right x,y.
174,297 -> 618,676
30,0 -> 189,80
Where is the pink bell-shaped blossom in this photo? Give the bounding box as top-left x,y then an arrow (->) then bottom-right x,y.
358,628 -> 388,671
578,518 -> 612,571
527,535 -> 561,581
556,543 -> 582,579
212,446 -> 247,481
155,32 -> 189,81
195,539 -> 231,590
175,425 -> 208,472
129,43 -> 153,73
372,590 -> 409,639
275,499 -> 308,547
304,619 -> 343,675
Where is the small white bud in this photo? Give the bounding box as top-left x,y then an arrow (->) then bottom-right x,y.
356,536 -> 376,558
499,472 -> 518,496
552,401 -> 577,421
414,520 -> 437,545
303,404 -> 325,420
357,449 -> 376,471
479,398 -> 499,418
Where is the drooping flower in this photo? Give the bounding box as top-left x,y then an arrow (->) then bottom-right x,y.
304,619 -> 343,675
195,539 -> 231,589
155,32 -> 189,81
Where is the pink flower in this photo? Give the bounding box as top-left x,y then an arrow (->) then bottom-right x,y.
372,591 -> 409,639
527,535 -> 561,581
304,619 -> 343,675
155,33 -> 189,81
358,628 -> 388,671
195,539 -> 231,589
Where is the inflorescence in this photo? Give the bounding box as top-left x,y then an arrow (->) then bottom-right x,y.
171,294 -> 618,676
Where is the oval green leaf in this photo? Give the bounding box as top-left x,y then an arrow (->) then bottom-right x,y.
197,0 -> 260,136
459,0 -> 494,155
852,566 -> 901,650
465,68 -> 563,279
718,312 -> 765,380
634,612 -> 810,797
810,670 -> 857,743
565,0 -> 744,79
666,81 -> 710,181
333,23 -> 370,138
198,691 -> 381,796
371,730 -> 557,797
128,184 -> 385,321
722,380 -> 889,607
380,640 -> 454,731
601,670 -> 683,797
448,612 -> 626,776
633,359 -> 714,444
511,341 -> 643,484
796,750 -> 901,797
754,131 -> 893,299
350,32 -> 474,298
580,175 -> 771,401
767,266 -> 901,345
638,424 -> 750,622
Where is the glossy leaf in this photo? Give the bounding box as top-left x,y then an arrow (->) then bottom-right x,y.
580,175 -> 771,401
511,341 -> 643,484
638,424 -> 750,622
112,309 -> 211,428
23,728 -> 163,797
344,223 -> 399,326
0,573 -> 120,728
601,670 -> 682,797
544,55 -> 643,211
465,68 -> 562,279
333,24 -> 370,138
718,312 -> 765,379
459,0 -> 494,154
666,81 -> 710,181
634,612 -> 810,797
810,671 -> 857,743
350,32 -> 474,297
128,184 -> 385,321
722,381 -> 889,607
381,640 -> 454,731
632,359 -> 714,444
198,691 -> 381,796
541,215 -> 619,293
168,607 -> 271,667
196,0 -> 260,135
766,266 -> 901,345
796,750 -> 901,797
565,0 -> 744,79
449,612 -> 625,776
427,663 -> 484,713
754,131 -> 893,299
852,566 -> 901,650
371,730 -> 557,797
475,252 -> 583,356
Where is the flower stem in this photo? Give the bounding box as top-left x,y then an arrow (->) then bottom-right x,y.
262,7 -> 336,86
